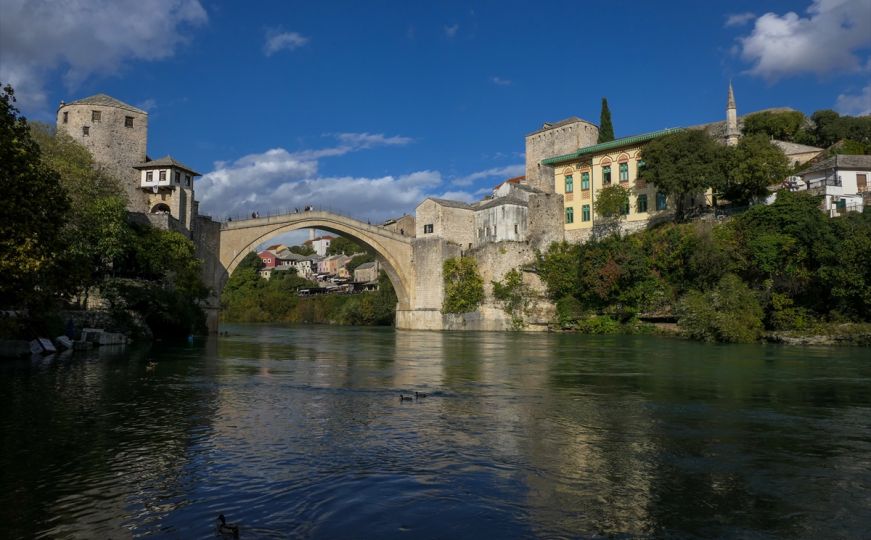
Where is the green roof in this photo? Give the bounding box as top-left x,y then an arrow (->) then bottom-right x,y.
541,127 -> 685,165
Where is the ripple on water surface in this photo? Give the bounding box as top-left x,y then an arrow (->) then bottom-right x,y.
0,325 -> 869,539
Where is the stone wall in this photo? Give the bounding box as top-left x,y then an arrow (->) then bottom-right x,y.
525,119 -> 598,192
410,237 -> 461,311
57,102 -> 149,213
193,215 -> 223,333
527,192 -> 565,251
474,203 -> 527,246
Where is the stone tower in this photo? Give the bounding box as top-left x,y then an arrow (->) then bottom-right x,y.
725,82 -> 740,147
56,94 -> 149,212
525,117 -> 599,192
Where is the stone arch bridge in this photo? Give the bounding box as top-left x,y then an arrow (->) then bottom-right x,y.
214,210 -> 414,311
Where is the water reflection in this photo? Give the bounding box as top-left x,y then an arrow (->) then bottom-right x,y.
0,327 -> 868,538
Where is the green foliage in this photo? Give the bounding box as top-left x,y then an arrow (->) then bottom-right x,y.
724,134 -> 790,204
808,110 -> 871,149
492,268 -> 533,329
347,252 -> 375,274
535,242 -> 581,301
289,244 -> 315,256
594,184 -> 630,219
555,295 -> 584,327
442,257 -> 484,313
575,315 -> 622,334
741,110 -> 806,142
639,130 -> 728,221
0,84 -> 70,307
597,97 -> 614,143
677,274 -> 764,343
327,236 -> 366,255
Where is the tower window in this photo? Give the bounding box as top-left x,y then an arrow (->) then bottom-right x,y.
62,111 -> 68,124
185,174 -> 191,186
175,171 -> 181,184
159,170 -> 166,182
92,110 -> 101,122
146,171 -> 153,182
125,116 -> 134,128
82,126 -> 89,136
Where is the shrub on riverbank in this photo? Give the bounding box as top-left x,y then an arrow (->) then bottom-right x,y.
537,191 -> 871,343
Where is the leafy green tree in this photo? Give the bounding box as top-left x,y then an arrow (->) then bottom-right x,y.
741,110 -> 806,142
327,236 -> 365,255
347,252 -> 375,274
724,134 -> 790,204
639,130 -> 727,222
535,241 -> 581,302
0,84 -> 70,307
597,97 -> 614,143
593,184 -> 630,237
289,244 -> 315,256
492,268 -> 534,329
442,257 -> 484,313
677,274 -> 764,343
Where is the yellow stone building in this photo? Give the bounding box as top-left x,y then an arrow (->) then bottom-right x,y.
542,128 -> 683,242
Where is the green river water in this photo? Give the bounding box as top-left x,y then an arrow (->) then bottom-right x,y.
1,325 -> 869,539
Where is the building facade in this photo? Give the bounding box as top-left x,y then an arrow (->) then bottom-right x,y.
796,154 -> 871,216
541,128 -> 683,242
524,117 -> 599,193
56,94 -> 150,212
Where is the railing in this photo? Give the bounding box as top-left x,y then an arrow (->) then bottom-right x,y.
220,205 -> 386,228
807,175 -> 841,191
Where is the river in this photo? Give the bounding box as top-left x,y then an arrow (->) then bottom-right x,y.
1,325 -> 869,539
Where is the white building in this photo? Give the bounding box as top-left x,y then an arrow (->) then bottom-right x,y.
797,155 -> 871,216
305,235 -> 334,257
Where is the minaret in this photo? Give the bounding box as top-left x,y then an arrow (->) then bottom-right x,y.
725,81 -> 740,146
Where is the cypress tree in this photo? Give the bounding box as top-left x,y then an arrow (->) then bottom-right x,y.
598,97 -> 614,143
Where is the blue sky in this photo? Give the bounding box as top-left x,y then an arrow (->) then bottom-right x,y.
2,0 -> 870,231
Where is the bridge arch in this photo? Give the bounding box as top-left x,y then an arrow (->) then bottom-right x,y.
217,211 -> 414,311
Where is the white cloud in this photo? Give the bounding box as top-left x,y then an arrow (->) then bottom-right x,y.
0,0 -> 207,109
452,164 -> 525,186
737,0 -> 871,80
197,133 -> 433,219
444,24 -> 459,38
836,83 -> 871,115
263,30 -> 309,56
491,76 -> 512,86
725,12 -> 756,27
335,132 -> 413,148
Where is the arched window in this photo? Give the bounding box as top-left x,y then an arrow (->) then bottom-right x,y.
151,203 -> 171,214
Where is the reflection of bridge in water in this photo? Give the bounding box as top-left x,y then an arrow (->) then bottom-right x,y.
216,210 -> 413,312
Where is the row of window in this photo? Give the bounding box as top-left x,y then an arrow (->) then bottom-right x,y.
564,160 -> 645,192
63,110 -> 135,128
144,170 -> 193,187
564,193 -> 667,224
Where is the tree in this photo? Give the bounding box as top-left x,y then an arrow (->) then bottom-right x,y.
677,274 -> 764,343
347,252 -> 375,274
535,241 -> 581,302
442,257 -> 484,313
0,84 -> 70,307
597,97 -> 614,143
289,244 -> 315,256
327,236 -> 365,255
724,134 -> 789,204
639,130 -> 728,222
593,184 -> 630,237
741,110 -> 806,142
